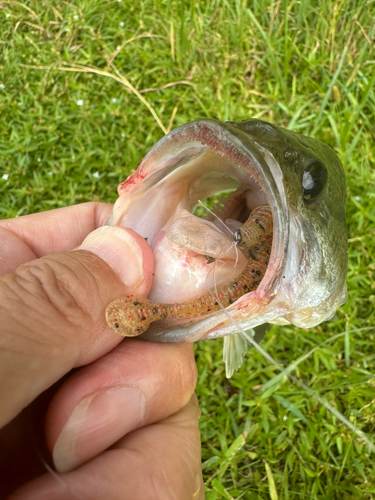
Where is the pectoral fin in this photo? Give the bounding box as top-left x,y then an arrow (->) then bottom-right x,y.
223,324 -> 270,378
223,331 -> 252,378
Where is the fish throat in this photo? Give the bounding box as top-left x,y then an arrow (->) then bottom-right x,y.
106,205 -> 273,336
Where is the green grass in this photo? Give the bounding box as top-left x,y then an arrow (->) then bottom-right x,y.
1,0 -> 375,498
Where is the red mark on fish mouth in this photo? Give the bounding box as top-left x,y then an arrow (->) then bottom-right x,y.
118,170 -> 146,193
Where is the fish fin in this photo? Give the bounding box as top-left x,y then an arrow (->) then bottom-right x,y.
223,330 -> 254,378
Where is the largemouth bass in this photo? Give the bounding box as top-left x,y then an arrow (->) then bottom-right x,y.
106,119 -> 347,375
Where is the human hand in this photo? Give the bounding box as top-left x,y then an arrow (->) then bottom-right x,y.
0,203 -> 203,500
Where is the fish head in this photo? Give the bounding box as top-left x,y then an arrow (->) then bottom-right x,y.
227,119 -> 348,329
107,119 -> 347,342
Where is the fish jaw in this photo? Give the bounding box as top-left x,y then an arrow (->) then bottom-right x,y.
107,119 -> 347,343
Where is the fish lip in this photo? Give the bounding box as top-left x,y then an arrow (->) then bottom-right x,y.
112,119 -> 289,342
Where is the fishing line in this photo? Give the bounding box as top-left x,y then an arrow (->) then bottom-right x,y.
30,429 -> 83,498
241,329 -> 375,454
197,200 -> 235,235
43,461 -> 85,499
226,310 -> 375,452
197,199 -> 240,290
220,296 -> 375,453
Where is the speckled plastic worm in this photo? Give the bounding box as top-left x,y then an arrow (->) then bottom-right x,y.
106,205 -> 273,336
233,205 -> 273,250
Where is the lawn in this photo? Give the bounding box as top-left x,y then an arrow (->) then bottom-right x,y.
1,0 -> 375,498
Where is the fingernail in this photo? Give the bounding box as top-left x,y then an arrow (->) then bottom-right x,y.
53,387 -> 145,472
78,226 -> 144,287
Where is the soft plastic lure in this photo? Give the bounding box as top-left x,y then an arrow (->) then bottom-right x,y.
106,205 -> 272,336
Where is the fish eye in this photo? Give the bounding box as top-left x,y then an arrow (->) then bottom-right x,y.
302,161 -> 328,202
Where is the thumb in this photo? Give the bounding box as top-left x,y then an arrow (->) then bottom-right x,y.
0,226 -> 154,427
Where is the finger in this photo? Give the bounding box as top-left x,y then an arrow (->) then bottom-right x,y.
45,340 -> 197,472
0,227 -> 154,427
0,202 -> 112,275
9,397 -> 204,500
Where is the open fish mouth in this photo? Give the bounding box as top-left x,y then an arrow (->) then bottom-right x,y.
107,119 -> 347,343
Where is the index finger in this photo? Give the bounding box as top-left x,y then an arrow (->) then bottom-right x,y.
0,203 -> 113,275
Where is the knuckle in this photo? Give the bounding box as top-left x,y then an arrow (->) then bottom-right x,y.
7,253 -> 100,343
